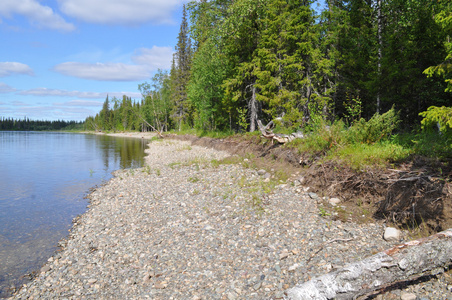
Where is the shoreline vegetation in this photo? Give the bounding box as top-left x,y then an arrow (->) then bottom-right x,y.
9,131 -> 452,299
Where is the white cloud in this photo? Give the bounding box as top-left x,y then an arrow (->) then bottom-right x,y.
12,100 -> 28,106
0,0 -> 75,32
14,105 -> 96,121
53,100 -> 103,107
20,88 -> 102,98
19,88 -> 142,99
51,45 -> 173,82
132,46 -> 174,70
0,82 -> 16,93
106,92 -> 142,99
52,62 -> 151,81
58,0 -> 181,25
0,62 -> 34,77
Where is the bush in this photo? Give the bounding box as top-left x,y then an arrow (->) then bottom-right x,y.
290,119 -> 346,154
347,107 -> 400,144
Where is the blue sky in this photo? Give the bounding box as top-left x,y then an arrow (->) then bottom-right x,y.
0,0 -> 187,121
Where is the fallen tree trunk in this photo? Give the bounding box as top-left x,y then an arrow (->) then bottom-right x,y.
284,228 -> 452,300
257,119 -> 304,144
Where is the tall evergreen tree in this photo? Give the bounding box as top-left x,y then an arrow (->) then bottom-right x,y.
171,4 -> 193,130
221,0 -> 266,132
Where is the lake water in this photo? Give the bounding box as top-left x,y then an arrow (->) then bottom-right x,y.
0,132 -> 148,298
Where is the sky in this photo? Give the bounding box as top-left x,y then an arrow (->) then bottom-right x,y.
0,0 -> 188,121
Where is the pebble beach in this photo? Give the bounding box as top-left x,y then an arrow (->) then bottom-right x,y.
10,135 -> 452,299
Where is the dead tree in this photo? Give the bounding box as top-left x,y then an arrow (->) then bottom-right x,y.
284,228 -> 452,300
257,116 -> 304,144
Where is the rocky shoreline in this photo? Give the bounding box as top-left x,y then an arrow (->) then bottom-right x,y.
10,135 -> 452,299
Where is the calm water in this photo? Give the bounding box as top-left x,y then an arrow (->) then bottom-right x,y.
0,132 -> 148,298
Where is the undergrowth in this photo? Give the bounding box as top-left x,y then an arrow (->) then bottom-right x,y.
287,108 -> 451,169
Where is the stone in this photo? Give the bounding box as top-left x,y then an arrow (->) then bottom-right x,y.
308,192 -> 319,200
253,281 -> 262,291
329,197 -> 341,206
279,252 -> 290,260
257,169 -> 266,176
204,225 -> 215,231
40,265 -> 51,273
400,292 -> 416,300
384,227 -> 401,241
154,282 -> 167,289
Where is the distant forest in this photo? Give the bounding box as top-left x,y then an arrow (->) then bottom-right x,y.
0,118 -> 84,131
86,0 -> 452,134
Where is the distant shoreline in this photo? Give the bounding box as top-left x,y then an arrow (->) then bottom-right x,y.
83,131 -> 158,140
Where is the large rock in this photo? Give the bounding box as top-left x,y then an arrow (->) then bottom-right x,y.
383,227 -> 401,241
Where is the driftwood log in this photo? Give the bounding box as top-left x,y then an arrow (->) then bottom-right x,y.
257,119 -> 304,144
284,228 -> 452,300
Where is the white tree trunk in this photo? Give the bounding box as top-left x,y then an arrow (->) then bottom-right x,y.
285,228 -> 452,300
249,85 -> 258,132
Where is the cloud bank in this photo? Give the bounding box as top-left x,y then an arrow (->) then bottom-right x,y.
52,62 -> 151,81
0,82 -> 16,93
19,88 -> 142,99
52,46 -> 173,81
0,62 -> 34,77
0,0 -> 75,31
132,46 -> 174,70
59,0 -> 181,25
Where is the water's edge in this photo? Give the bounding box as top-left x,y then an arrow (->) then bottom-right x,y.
1,132 -> 157,299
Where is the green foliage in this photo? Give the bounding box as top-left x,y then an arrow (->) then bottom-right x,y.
343,92 -> 362,125
394,130 -> 452,160
289,119 -> 346,154
319,207 -> 331,217
333,141 -> 410,170
139,69 -> 173,132
419,106 -> 452,133
0,118 -> 83,131
85,0 -> 452,148
423,0 -> 452,92
346,108 -> 400,144
236,107 -> 249,132
171,4 -> 193,130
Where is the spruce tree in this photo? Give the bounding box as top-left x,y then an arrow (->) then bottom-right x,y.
171,4 -> 192,130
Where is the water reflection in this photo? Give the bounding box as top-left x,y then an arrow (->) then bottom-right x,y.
0,132 -> 147,298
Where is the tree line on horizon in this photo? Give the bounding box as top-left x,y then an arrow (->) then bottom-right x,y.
86,0 -> 452,134
0,117 -> 83,131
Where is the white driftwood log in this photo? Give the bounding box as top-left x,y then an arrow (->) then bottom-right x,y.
285,228 -> 452,300
257,119 -> 304,144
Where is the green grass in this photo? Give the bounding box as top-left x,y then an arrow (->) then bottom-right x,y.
393,131 -> 452,160
168,128 -> 235,139
331,141 -> 411,170
287,117 -> 450,170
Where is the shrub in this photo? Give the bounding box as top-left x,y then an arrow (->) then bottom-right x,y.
347,107 -> 400,144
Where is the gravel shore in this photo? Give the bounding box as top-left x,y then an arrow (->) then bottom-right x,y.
11,137 -> 452,299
